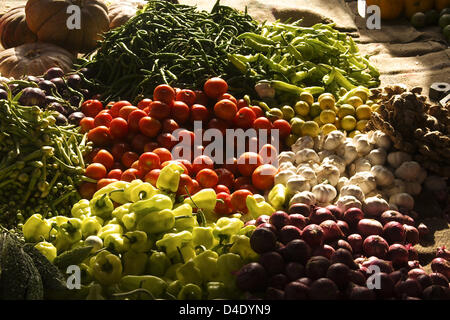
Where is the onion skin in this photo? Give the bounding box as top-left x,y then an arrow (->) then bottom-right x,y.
288,214 -> 307,230
331,248 -> 358,269
387,244 -> 409,269
429,273 -> 449,287
310,207 -> 336,225
245,219 -> 256,226
422,285 -> 450,300
333,239 -> 353,253
255,215 -> 271,226
436,246 -> 450,261
357,219 -> 383,237
289,203 -> 311,216
336,220 -> 350,236
406,244 -> 419,261
343,207 -> 364,227
347,234 -> 363,253
350,270 -> 367,286
305,256 -> 331,280
270,211 -> 290,229
404,225 -> 419,245
313,244 -> 335,260
408,268 -> 427,280
348,285 -> 376,300
326,205 -> 344,220
363,235 -> 389,259
18,87 -> 46,106
326,263 -> 351,290
301,224 -> 324,248
279,225 -> 302,244
382,221 -> 406,245
320,220 -> 344,242
418,223 -> 429,239
395,278 -> 422,298
380,210 -> 405,225
362,257 -> 394,274
431,258 -> 450,279
309,278 -> 339,300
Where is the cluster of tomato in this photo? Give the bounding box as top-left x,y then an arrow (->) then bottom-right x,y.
78,78 -> 290,216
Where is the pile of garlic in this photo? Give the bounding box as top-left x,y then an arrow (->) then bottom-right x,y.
275,130 -> 444,216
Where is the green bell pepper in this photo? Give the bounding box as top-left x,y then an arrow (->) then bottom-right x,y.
173,203 -> 197,231
104,233 -> 130,253
124,231 -> 151,252
98,223 -> 123,239
89,193 -> 114,220
55,218 -> 83,252
136,209 -> 175,234
123,250 -> 148,275
183,188 -> 217,212
22,214 -> 52,242
268,184 -> 287,210
71,199 -> 91,219
192,226 -> 218,250
147,251 -> 171,277
176,260 -> 202,286
193,250 -> 219,282
213,217 -> 244,242
81,216 -> 103,238
130,194 -> 173,217
112,203 -> 132,221
155,231 -> 193,259
157,162 -> 184,192
91,250 -> 123,286
246,195 -> 276,218
129,182 -> 158,202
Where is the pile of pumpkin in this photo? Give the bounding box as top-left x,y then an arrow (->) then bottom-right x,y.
368,0 -> 449,20
0,0 -> 143,78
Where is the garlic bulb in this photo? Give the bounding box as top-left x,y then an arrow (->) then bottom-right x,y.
404,182 -> 422,196
337,140 -> 358,165
294,148 -> 320,165
395,161 -> 422,182
348,172 -> 377,194
337,177 -> 349,191
274,170 -> 296,185
368,130 -> 391,150
316,163 -> 340,186
384,179 -> 406,197
389,193 -> 414,212
292,136 -> 315,153
297,167 -> 317,185
340,184 -> 365,202
278,151 -> 295,164
371,165 -> 395,187
279,161 -> 296,172
318,150 -> 335,162
289,191 -> 316,207
367,148 -> 387,166
312,183 -> 337,204
363,196 -> 390,217
387,151 -> 412,168
348,157 -> 371,176
353,134 -> 372,155
323,155 -> 346,174
323,130 -> 346,150
424,176 -> 447,191
336,195 -> 362,212
286,176 -> 311,195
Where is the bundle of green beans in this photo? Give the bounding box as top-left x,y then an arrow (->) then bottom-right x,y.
229,21 -> 381,100
0,83 -> 92,227
77,0 -> 259,101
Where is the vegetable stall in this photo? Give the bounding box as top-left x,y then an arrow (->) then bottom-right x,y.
0,0 -> 449,301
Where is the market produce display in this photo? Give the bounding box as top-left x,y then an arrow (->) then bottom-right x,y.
0,0 -> 449,301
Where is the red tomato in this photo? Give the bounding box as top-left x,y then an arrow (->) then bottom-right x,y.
94,112 -> 113,128
109,117 -> 128,139
137,99 -> 152,110
86,148 -> 100,164
139,116 -> 161,138
250,106 -> 264,118
162,118 -> 179,133
81,100 -> 103,118
80,117 -> 95,133
121,151 -> 139,168
215,192 -> 233,216
196,169 -> 218,188
190,179 -> 201,194
215,168 -> 235,187
144,169 -> 161,186
175,129 -> 195,147
194,90 -> 209,106
107,169 -> 123,180
218,93 -> 237,105
149,101 -> 171,120
111,143 -> 130,162
96,178 -> 118,190
131,160 -> 140,170
214,99 -> 237,121
253,117 -> 272,131
157,133 -> 177,150
110,101 -> 132,118
259,144 -> 278,165
153,148 -> 172,163
239,184 -> 258,195
234,176 -> 252,190
121,168 -> 141,182
143,142 -> 159,153
79,182 -> 97,199
88,126 -> 112,146
252,164 -> 278,191
234,107 -> 256,129
128,109 -> 147,132
118,106 -> 138,120
272,119 -> 291,139
131,134 -> 149,153
170,101 -> 190,124
207,118 -> 228,135
230,189 -> 253,214
192,155 -> 214,175
237,99 -> 249,110
190,104 -> 210,123
139,152 -> 161,172
204,77 -> 228,99
153,84 -> 176,105
237,152 -> 263,177
85,163 -> 107,180
176,174 -> 195,196
223,157 -> 238,176
176,89 -> 196,106
214,184 -> 230,194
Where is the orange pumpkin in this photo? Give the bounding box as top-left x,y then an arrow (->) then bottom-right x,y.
435,0 -> 450,11
108,3 -> 137,29
0,6 -> 37,49
404,0 -> 435,18
366,0 -> 405,20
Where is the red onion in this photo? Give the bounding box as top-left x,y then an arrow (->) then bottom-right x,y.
363,235 -> 389,259
389,270 -> 407,285
395,278 -> 422,298
44,67 -> 65,80
407,260 -> 421,270
331,248 -> 358,269
319,220 -> 344,242
408,268 -> 427,279
313,244 -> 335,260
431,258 -> 450,279
382,221 -> 406,244
422,285 -> 450,300
357,219 -> 383,237
361,256 -> 394,274
257,223 -> 277,235
387,244 -> 409,268
348,285 -> 376,300
429,272 -> 449,287
268,273 -> 288,290
406,244 -> 419,261
403,225 -> 419,245
288,214 -> 307,230
310,207 -> 336,225
416,274 -> 433,289
347,234 -> 363,253
284,281 -> 309,300
333,239 -> 353,253
350,270 -> 367,286
336,220 -> 350,236
306,256 -> 331,280
326,263 -> 351,290
68,112 -> 85,126
343,207 -> 364,227
418,223 -> 430,240
255,215 -> 271,226
297,277 -> 313,287
374,272 -> 395,299
244,219 -> 256,226
288,203 -> 311,216
403,215 -> 415,226
301,224 -> 324,248
436,246 -> 450,261
285,262 -> 306,281
309,278 -> 339,300
380,210 -> 405,225
0,88 -> 7,100
269,211 -> 290,229
326,205 -> 343,220
279,225 -> 302,244
18,87 -> 46,106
